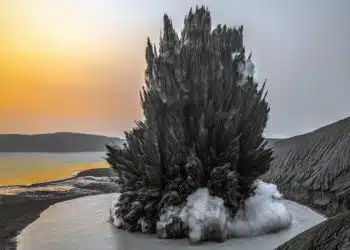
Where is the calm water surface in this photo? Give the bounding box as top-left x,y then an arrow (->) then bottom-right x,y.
0,152 -> 108,186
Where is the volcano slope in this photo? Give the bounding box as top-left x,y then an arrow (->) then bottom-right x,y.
275,211 -> 350,250
264,116 -> 350,217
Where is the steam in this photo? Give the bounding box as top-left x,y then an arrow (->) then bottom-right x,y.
111,180 -> 292,243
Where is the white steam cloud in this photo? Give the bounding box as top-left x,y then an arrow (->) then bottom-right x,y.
111,180 -> 292,243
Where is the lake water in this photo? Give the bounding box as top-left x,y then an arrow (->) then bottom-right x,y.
17,194 -> 326,250
0,152 -> 108,186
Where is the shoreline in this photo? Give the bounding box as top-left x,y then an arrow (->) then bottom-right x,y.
0,177 -> 76,190
0,167 -> 118,250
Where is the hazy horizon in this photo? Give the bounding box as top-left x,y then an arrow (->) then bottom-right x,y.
1,0 -> 349,138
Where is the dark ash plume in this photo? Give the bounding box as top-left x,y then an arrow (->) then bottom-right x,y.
107,6 -> 273,242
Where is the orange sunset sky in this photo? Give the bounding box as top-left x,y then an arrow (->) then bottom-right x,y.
1,1 -> 350,138
1,0 -> 157,137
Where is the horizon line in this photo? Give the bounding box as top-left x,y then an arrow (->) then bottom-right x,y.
0,132 -> 125,139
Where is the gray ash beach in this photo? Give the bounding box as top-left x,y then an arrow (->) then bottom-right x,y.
0,168 -> 119,250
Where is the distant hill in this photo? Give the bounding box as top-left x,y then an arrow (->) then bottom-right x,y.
0,132 -> 124,152
264,116 -> 350,217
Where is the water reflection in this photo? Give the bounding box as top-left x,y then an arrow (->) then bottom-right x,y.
0,152 -> 108,186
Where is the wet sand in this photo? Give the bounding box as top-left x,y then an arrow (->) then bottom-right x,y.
0,168 -> 118,250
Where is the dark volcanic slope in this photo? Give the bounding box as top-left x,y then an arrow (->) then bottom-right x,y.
0,132 -> 123,152
264,116 -> 350,216
275,212 -> 350,250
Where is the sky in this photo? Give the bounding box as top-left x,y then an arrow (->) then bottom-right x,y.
1,0 -> 349,138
